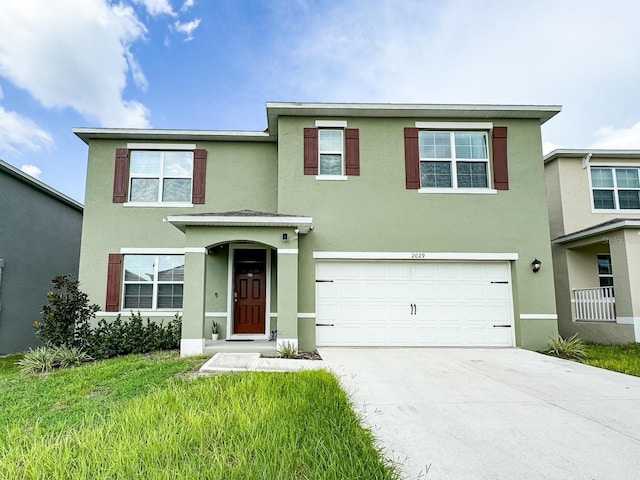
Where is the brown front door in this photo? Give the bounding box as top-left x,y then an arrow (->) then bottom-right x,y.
233,249 -> 266,334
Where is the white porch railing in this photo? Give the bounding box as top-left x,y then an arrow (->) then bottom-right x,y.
573,287 -> 616,322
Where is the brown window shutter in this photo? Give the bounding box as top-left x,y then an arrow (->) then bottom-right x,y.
345,128 -> 360,176
192,149 -> 207,204
106,254 -> 123,312
304,128 -> 319,175
492,127 -> 509,190
113,148 -> 130,203
404,128 -> 420,189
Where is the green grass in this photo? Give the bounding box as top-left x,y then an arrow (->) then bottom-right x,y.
0,352 -> 398,479
583,343 -> 640,377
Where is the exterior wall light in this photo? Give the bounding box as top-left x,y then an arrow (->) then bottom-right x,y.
531,258 -> 542,273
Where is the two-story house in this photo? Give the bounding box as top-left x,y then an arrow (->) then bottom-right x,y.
74,102 -> 560,357
545,149 -> 640,344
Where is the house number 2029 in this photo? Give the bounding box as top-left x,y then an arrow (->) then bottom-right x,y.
411,253 -> 426,259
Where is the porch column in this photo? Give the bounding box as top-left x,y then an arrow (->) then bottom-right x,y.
181,248 -> 207,356
277,248 -> 299,351
616,231 -> 640,341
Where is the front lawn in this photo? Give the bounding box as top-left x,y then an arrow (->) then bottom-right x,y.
583,343 -> 640,377
0,352 -> 398,479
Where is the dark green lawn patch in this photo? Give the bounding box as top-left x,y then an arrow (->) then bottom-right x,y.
0,353 -> 399,479
0,351 -> 202,435
583,343 -> 640,377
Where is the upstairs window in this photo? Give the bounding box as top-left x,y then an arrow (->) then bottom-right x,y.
303,124 -> 359,178
123,255 -> 184,310
112,147 -> 207,205
419,131 -> 489,189
591,167 -> 640,210
129,151 -> 193,203
318,129 -> 344,175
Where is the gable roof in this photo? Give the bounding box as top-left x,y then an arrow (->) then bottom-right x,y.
0,159 -> 83,211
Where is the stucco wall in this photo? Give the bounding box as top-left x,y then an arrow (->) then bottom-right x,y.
78,139 -> 277,309
0,172 -> 82,354
277,115 -> 558,350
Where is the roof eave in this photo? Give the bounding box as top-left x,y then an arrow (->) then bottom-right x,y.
266,102 -> 562,136
552,220 -> 640,244
0,159 -> 83,211
73,128 -> 274,145
544,149 -> 640,164
166,214 -> 314,233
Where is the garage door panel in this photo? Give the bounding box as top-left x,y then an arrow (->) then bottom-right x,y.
316,260 -> 514,347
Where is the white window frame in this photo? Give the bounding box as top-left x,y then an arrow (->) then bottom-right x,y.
417,129 -> 495,194
315,120 -> 348,181
122,254 -> 185,311
597,253 -> 614,288
126,149 -> 195,206
589,165 -> 640,213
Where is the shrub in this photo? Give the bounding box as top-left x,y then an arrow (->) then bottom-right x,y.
547,333 -> 588,361
34,274 -> 99,348
55,345 -> 91,368
87,312 -> 182,360
277,340 -> 298,359
17,346 -> 90,375
18,347 -> 57,375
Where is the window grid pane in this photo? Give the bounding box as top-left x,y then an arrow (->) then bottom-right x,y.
457,162 -> 488,188
129,151 -> 193,202
123,255 -> 184,310
420,161 -> 452,188
591,167 -> 640,210
593,189 -> 615,209
318,130 -> 343,175
418,131 -> 489,188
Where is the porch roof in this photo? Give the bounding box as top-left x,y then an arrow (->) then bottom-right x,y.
552,218 -> 640,244
166,210 -> 313,233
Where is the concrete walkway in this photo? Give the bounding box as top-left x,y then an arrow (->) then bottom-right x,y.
199,352 -> 326,373
317,347 -> 640,480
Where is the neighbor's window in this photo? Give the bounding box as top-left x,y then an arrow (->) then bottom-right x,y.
318,129 -> 343,175
591,167 -> 640,210
419,131 -> 489,189
597,254 -> 614,288
129,151 -> 193,203
123,255 -> 184,309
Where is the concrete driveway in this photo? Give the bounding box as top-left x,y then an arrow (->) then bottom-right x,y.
317,348 -> 640,480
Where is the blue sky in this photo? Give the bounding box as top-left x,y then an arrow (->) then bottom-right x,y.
1,0 -> 640,202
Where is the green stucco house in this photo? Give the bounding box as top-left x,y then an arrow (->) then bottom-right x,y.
74,102 -> 561,356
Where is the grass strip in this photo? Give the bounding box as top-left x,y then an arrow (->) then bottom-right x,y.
583,343 -> 640,377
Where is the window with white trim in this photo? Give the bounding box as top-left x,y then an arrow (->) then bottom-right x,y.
129,151 -> 193,203
591,167 -> 640,210
123,255 -> 184,309
597,254 -> 614,288
318,129 -> 344,175
419,131 -> 489,189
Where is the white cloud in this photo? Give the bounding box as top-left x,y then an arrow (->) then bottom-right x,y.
0,106 -> 54,154
0,0 -> 150,127
181,0 -> 195,12
174,18 -> 201,41
591,122 -> 640,149
0,84 -> 3,100
133,0 -> 176,17
20,164 -> 42,179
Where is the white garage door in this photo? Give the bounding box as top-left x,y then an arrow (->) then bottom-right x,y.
316,261 -> 514,347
